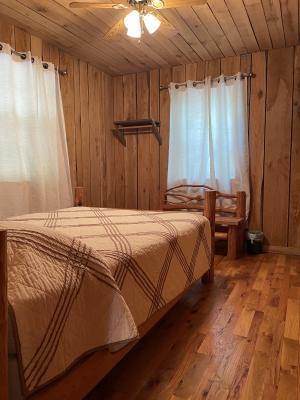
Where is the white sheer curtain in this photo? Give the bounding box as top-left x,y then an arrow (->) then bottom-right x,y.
168,74 -> 250,214
0,43 -> 73,218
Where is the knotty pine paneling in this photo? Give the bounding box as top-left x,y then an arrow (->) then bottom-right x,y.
149,69 -> 161,210
115,47 -> 300,250
248,52 -> 266,232
1,15 -> 300,249
137,72 -> 151,210
123,74 -> 138,209
263,47 -> 294,246
289,46 -> 300,248
0,16 -> 115,208
159,67 -> 172,208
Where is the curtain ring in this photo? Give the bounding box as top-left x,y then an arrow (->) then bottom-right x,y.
21,53 -> 26,60
193,82 -> 197,87
0,44 -> 2,51
175,84 -> 179,89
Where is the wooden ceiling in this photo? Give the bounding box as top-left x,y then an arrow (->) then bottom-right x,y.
0,0 -> 298,75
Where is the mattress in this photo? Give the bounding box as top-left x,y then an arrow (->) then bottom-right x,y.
4,207 -> 212,397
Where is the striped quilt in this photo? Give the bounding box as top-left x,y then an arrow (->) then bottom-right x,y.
4,207 -> 211,395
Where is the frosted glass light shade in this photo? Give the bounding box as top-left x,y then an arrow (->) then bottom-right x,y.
124,10 -> 142,38
151,0 -> 164,9
144,13 -> 161,34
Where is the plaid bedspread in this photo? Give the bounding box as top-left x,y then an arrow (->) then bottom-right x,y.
5,207 -> 211,395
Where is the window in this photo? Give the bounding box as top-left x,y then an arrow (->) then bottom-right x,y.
0,43 -> 73,218
168,74 -> 250,214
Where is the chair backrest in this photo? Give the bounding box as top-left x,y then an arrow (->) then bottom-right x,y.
164,184 -> 246,220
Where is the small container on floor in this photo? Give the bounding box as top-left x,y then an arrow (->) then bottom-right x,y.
247,231 -> 264,255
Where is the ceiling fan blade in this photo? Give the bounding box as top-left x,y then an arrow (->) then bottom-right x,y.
69,2 -> 128,9
104,18 -> 125,40
153,12 -> 178,38
161,0 -> 207,7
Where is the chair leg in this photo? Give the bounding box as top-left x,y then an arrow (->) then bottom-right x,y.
238,225 -> 245,256
227,226 -> 238,259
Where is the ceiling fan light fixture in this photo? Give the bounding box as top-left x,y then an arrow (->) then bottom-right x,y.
144,13 -> 161,34
124,10 -> 142,38
151,0 -> 165,9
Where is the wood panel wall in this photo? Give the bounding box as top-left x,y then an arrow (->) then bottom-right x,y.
1,15 -> 300,250
113,48 -> 300,250
0,16 -> 115,208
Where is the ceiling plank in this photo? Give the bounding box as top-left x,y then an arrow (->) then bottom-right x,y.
0,0 -> 298,75
85,6 -> 189,68
0,2 -> 73,48
176,6 -> 224,59
261,0 -> 285,48
193,4 -> 235,57
280,0 -> 298,47
160,8 -> 212,60
16,0 -> 152,72
208,0 -> 247,54
84,7 -> 175,67
93,8 -> 187,67
142,32 -> 190,65
0,0 -> 124,73
224,0 -> 259,53
53,2 -> 160,67
243,0 -> 272,50
167,32 -> 202,63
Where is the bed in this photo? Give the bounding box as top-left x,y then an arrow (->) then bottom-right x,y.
0,190 -> 216,400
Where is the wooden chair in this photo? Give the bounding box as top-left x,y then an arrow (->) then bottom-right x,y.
163,184 -> 246,259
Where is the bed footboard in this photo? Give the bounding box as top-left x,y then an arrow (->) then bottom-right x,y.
0,229 -> 8,400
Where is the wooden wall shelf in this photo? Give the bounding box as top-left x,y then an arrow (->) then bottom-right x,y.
113,119 -> 162,146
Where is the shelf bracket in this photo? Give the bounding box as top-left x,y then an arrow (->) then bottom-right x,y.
112,128 -> 126,146
112,119 -> 162,147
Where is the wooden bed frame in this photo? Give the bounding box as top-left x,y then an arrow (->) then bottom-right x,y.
0,190 -> 216,400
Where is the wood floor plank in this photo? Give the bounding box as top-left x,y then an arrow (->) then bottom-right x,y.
87,254 -> 300,400
284,299 -> 300,341
233,307 -> 256,337
276,370 -> 298,400
240,350 -> 269,400
228,310 -> 264,400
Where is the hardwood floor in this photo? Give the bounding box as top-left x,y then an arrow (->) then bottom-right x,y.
86,254 -> 300,400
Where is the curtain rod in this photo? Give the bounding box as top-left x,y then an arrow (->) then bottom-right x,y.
0,43 -> 67,76
159,72 -> 255,91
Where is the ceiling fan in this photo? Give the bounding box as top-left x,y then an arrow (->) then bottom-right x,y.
69,0 -> 207,40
